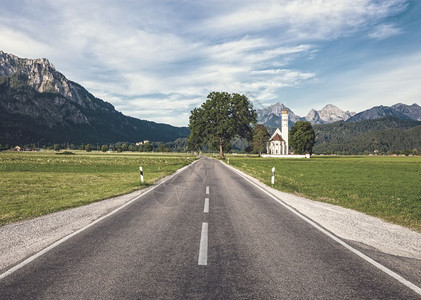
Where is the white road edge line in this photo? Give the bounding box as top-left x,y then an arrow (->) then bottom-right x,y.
206,186 -> 209,194
0,159 -> 200,281
198,222 -> 208,265
204,198 -> 209,213
222,161 -> 421,296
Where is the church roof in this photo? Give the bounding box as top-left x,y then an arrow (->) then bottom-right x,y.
270,133 -> 284,142
269,128 -> 283,141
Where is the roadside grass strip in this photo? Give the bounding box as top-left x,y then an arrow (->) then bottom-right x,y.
0,151 -> 197,225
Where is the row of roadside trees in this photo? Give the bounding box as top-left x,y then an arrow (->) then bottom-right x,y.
0,140 -> 187,153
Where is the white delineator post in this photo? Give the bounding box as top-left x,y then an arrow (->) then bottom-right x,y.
139,166 -> 144,184
271,167 -> 275,185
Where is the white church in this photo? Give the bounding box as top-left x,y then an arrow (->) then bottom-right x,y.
267,109 -> 289,155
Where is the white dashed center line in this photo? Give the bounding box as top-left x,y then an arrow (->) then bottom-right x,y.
198,222 -> 208,265
206,186 -> 209,194
204,198 -> 209,213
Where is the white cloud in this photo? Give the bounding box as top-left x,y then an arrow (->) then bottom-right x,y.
0,28 -> 50,58
368,23 -> 402,40
354,53 -> 421,102
116,95 -> 202,126
198,0 -> 408,41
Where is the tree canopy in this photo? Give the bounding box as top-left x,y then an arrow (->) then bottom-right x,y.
188,92 -> 257,157
251,124 -> 270,156
289,121 -> 316,154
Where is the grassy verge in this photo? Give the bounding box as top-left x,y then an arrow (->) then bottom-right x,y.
227,155 -> 421,232
0,151 -> 196,225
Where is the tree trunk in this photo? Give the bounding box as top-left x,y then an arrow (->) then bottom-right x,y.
219,139 -> 224,158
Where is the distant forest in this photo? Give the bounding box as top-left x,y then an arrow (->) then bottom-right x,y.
312,116 -> 421,155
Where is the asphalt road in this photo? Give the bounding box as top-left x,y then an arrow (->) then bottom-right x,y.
1,157 -> 420,299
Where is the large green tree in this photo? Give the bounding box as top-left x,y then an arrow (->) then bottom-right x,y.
289,121 -> 316,154
251,124 -> 270,156
188,92 -> 257,157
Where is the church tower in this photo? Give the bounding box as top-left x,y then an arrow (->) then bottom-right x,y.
281,109 -> 289,154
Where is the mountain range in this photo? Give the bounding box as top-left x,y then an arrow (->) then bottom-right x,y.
256,102 -> 421,127
0,51 -> 189,145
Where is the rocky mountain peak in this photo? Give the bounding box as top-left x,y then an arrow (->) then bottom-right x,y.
347,104 -> 414,123
265,102 -> 285,114
0,51 -> 70,96
391,103 -> 421,121
319,104 -> 354,122
305,109 -> 320,124
0,51 -> 113,111
305,104 -> 355,124
256,102 -> 304,128
1,51 -> 55,75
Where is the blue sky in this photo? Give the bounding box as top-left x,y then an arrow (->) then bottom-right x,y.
1,0 -> 420,126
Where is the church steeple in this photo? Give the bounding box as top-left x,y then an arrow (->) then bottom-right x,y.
281,109 -> 289,154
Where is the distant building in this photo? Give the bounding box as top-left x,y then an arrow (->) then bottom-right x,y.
267,109 -> 289,155
136,140 -> 150,146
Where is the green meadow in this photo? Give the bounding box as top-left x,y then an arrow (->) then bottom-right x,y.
0,151 -> 196,225
226,155 -> 421,232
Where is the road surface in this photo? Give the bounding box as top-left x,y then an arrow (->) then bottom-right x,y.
0,157 -> 420,299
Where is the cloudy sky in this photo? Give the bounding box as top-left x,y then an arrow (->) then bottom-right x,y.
1,0 -> 420,126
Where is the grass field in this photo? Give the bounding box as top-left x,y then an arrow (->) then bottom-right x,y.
0,151 -> 196,225
226,155 -> 421,232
